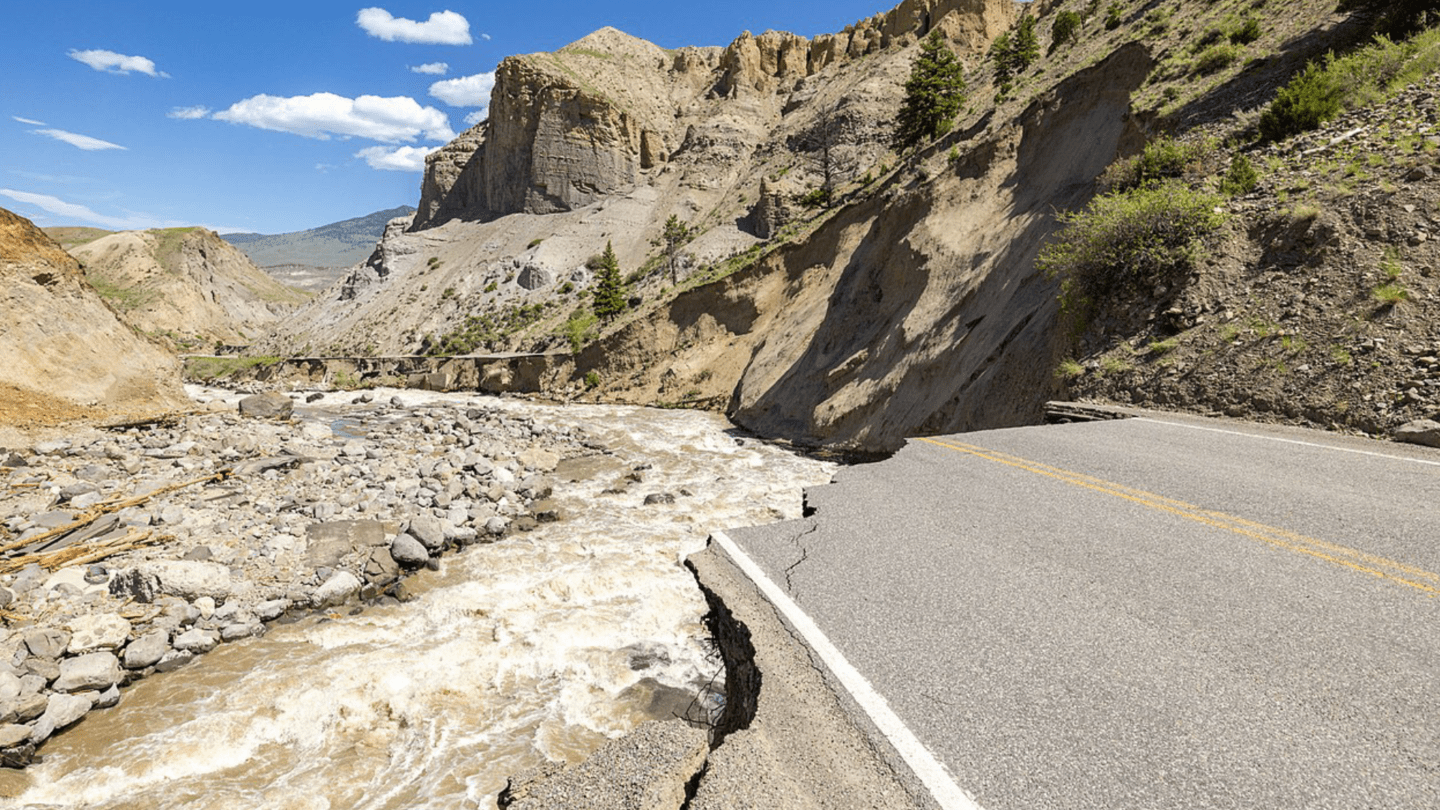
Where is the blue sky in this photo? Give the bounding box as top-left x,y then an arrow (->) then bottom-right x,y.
2,1 -> 888,235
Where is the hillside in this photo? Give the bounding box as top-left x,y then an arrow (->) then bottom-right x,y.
251,0 -> 1422,452
67,226 -> 310,349
0,207 -> 186,425
221,206 -> 417,290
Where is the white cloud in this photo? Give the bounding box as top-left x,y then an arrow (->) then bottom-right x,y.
12,116 -> 45,126
31,128 -> 126,151
410,62 -> 449,75
355,145 -> 437,171
463,110 -> 486,126
0,189 -> 167,230
68,49 -> 168,77
429,72 -> 494,108
481,33 -> 491,41
356,8 -> 471,45
168,105 -> 211,120
213,92 -> 454,143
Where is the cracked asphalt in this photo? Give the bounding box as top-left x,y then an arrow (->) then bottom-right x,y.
723,413 -> 1440,810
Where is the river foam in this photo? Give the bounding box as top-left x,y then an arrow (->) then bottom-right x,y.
7,392 -> 834,809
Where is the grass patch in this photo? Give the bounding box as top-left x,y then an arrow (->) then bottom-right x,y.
1372,283 -> 1412,305
1148,337 -> 1181,355
149,227 -> 197,275
183,355 -> 284,381
1056,358 -> 1086,379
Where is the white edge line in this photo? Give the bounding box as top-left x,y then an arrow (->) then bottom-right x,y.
709,530 -> 984,810
1132,417 -> 1440,468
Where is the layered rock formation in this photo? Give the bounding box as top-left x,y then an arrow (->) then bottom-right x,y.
68,227 -> 309,346
412,1 -> 1019,230
0,207 -> 186,424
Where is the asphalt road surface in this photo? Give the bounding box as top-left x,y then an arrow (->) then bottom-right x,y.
723,414 -> 1440,810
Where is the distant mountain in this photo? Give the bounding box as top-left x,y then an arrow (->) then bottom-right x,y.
222,205 -> 415,270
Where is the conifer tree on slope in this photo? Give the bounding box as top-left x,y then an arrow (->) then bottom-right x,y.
591,241 -> 629,321
893,31 -> 967,151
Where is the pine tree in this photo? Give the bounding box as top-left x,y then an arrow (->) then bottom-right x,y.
651,215 -> 692,284
591,241 -> 629,321
892,31 -> 968,152
993,13 -> 1041,89
1013,14 -> 1041,70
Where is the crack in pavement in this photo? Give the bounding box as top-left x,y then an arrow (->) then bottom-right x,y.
782,520 -> 819,595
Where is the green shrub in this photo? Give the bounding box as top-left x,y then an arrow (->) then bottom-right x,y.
1051,11 -> 1083,54
799,187 -> 832,207
1258,60 -> 1341,141
1195,43 -> 1242,74
1037,180 -> 1228,305
1230,17 -> 1262,45
1105,136 -> 1215,191
583,370 -> 601,389
1104,2 -> 1123,31
1219,154 -> 1259,195
1259,29 -> 1440,142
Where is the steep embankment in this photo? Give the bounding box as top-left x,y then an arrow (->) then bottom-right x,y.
0,207 -> 187,425
256,0 -> 1374,452
68,227 -> 309,348
1064,70 -> 1440,439
255,1 -> 1019,361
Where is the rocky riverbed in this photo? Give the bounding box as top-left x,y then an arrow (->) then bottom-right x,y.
0,386 -> 835,807
0,387 -> 584,770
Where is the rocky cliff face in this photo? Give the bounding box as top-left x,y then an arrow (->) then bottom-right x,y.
0,207 -> 186,424
68,227 -> 309,347
412,2 -> 1019,230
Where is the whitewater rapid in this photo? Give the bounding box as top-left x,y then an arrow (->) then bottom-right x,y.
4,393 -> 835,809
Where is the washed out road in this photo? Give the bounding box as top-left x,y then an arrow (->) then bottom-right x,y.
721,414 -> 1440,810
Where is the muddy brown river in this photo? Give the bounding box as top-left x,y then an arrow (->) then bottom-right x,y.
3,393 -> 834,809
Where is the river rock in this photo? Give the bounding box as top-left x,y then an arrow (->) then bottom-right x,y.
66,614 -> 133,654
93,684 -> 120,709
172,628 -> 219,654
254,599 -> 290,621
390,533 -> 430,567
0,724 -> 30,748
306,520 -> 389,567
407,514 -> 446,551
110,561 -> 233,602
1395,419 -> 1440,447
239,392 -> 294,420
0,673 -> 18,702
23,628 -> 69,660
221,623 -> 261,642
484,516 -> 509,536
0,694 -> 48,724
29,692 -> 94,743
52,652 -> 122,693
312,571 -> 362,608
155,650 -> 194,673
123,630 -> 171,669
21,656 -> 58,682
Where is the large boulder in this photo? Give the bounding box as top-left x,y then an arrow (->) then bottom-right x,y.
52,652 -> 122,693
238,392 -> 294,420
1395,419 -> 1440,448
109,561 -> 233,602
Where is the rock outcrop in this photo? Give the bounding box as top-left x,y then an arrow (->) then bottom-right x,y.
67,226 -> 309,346
0,207 -> 186,425
411,3 -> 1018,231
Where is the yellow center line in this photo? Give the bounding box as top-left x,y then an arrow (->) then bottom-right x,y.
917,436 -> 1439,597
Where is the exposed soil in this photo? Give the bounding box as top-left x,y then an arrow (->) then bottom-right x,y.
1064,73 -> 1440,438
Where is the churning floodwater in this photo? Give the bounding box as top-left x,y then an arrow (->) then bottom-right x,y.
3,393 -> 835,809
